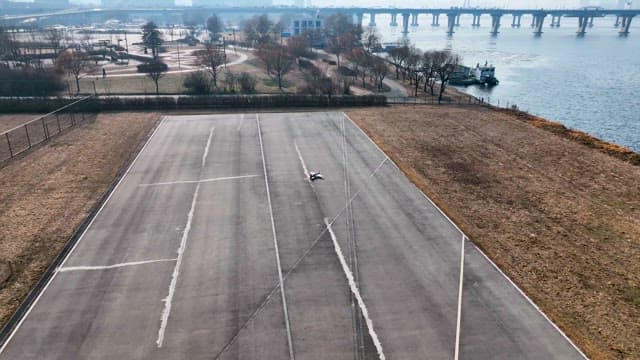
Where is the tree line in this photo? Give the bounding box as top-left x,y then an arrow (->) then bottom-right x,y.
388,44 -> 460,103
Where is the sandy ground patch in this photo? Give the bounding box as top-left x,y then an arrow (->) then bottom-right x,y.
0,112 -> 160,329
347,105 -> 640,360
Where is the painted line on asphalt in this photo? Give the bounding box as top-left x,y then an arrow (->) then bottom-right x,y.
156,182 -> 200,348
58,259 -> 177,273
342,113 -> 399,171
454,235 -> 466,360
325,219 -> 386,360
342,112 -> 588,359
157,126 -> 213,348
212,156 -> 390,359
0,116 -> 166,356
202,127 -> 215,168
139,175 -> 259,187
256,114 -> 295,360
293,141 -> 310,182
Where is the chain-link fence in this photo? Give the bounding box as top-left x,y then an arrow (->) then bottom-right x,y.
0,96 -> 95,165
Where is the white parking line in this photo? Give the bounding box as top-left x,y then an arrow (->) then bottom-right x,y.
293,141 -> 310,181
157,126 -> 214,348
58,259 -> 177,273
0,117 -> 166,356
139,175 -> 259,187
454,235 -> 466,360
202,127 -> 215,168
256,114 -> 295,360
325,219 -> 386,360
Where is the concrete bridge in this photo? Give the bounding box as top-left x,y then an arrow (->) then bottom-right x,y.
354,7 -> 638,36
1,6 -> 638,36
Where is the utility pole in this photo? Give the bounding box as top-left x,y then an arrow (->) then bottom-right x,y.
177,29 -> 181,71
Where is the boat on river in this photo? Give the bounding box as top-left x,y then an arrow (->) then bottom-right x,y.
449,62 -> 499,87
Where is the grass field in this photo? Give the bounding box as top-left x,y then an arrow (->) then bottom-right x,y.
347,105 -> 640,360
0,112 -> 160,329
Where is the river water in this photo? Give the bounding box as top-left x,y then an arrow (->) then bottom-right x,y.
371,14 -> 640,151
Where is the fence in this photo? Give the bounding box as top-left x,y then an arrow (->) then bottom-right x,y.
386,94 -> 486,106
0,96 -> 95,164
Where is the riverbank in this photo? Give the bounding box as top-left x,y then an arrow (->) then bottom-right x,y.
347,104 -> 640,359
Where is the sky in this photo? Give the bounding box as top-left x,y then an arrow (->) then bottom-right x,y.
48,0 -> 630,9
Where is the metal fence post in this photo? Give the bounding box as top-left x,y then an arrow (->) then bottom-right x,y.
5,133 -> 13,158
56,113 -> 62,134
41,118 -> 48,140
24,125 -> 31,148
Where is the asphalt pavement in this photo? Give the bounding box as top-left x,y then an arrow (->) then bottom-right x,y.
0,112 -> 586,359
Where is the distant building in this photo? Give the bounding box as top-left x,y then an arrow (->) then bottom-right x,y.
192,0 -> 272,7
286,12 -> 323,36
101,0 -> 175,8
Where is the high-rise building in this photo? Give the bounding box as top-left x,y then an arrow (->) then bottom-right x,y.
101,0 -> 175,8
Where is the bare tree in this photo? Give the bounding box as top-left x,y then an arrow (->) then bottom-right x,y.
405,48 -> 423,97
137,60 -> 168,95
0,28 -> 11,67
142,22 -> 163,59
183,70 -> 211,94
370,57 -> 389,91
345,47 -> 372,88
238,72 -> 257,93
433,50 -> 460,103
363,27 -> 381,53
388,45 -> 410,80
196,42 -> 226,88
244,15 -> 276,46
256,43 -> 294,90
422,50 -> 437,96
46,29 -> 64,63
222,69 -> 236,93
56,49 -> 90,94
206,14 -> 223,42
326,32 -> 358,68
286,35 -> 311,62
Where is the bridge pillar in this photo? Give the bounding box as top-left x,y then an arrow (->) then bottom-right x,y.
432,13 -> 440,26
531,15 -> 536,27
589,16 -> 594,28
517,15 -> 522,27
455,14 -> 461,26
577,16 -> 589,35
615,15 -> 620,27
354,12 -> 364,28
555,15 -> 562,27
411,13 -> 419,26
490,14 -> 501,35
619,15 -> 633,35
446,13 -> 456,35
390,13 -> 398,27
472,14 -> 481,27
369,13 -> 376,27
512,14 -> 518,27
533,14 -> 546,35
402,13 -> 410,34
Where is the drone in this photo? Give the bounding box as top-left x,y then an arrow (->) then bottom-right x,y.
309,171 -> 324,182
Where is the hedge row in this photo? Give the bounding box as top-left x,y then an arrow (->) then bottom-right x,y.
0,95 -> 387,113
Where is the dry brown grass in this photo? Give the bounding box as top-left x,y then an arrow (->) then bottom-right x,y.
0,112 -> 160,329
0,115 -> 44,134
347,105 -> 640,360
